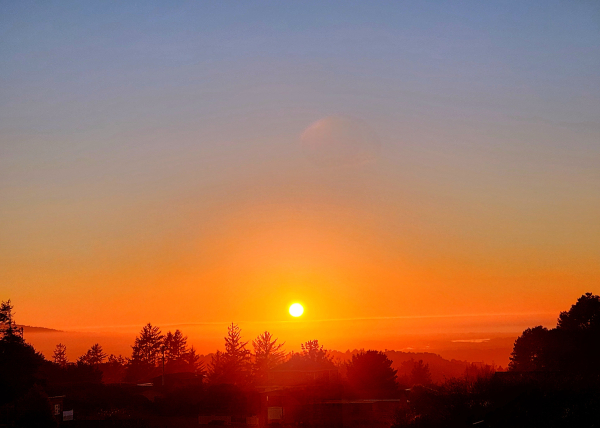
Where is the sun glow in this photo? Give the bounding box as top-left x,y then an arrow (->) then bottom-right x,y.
289,303 -> 304,317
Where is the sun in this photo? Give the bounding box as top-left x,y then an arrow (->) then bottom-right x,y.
289,303 -> 304,317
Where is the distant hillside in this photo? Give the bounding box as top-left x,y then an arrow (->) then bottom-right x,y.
19,325 -> 63,333
197,350 -> 472,383
194,349 -> 485,383
330,349 -> 480,383
386,350 -> 473,383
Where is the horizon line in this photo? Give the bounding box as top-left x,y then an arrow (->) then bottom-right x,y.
44,311 -> 558,332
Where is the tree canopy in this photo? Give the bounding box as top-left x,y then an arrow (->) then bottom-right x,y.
252,331 -> 285,384
208,323 -> 251,385
0,300 -> 24,342
131,323 -> 164,366
346,350 -> 398,397
0,301 -> 45,406
52,343 -> 68,368
557,292 -> 600,332
299,340 -> 333,365
510,292 -> 600,373
79,343 -> 108,366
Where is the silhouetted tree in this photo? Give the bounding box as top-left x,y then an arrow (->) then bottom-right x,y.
392,364 -> 600,428
108,353 -> 126,365
224,323 -> 250,365
208,324 -> 251,385
0,301 -> 45,406
183,345 -> 204,375
509,326 -> 550,371
410,359 -> 432,386
13,384 -> 56,428
208,350 -> 226,384
125,323 -> 164,382
279,339 -> 337,382
300,339 -> 332,364
0,300 -> 24,342
162,328 -> 195,374
52,343 -> 68,368
509,293 -> 600,373
78,343 -> 107,366
131,323 -> 164,366
346,350 -> 398,397
101,354 -> 127,383
252,331 -> 285,384
164,329 -> 188,363
91,343 -> 107,363
464,362 -> 495,382
557,292 -> 600,332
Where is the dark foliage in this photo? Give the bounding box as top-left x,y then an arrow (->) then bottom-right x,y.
39,359 -> 103,390
131,323 -> 164,367
397,359 -> 433,387
300,339 -> 332,364
0,300 -> 24,341
208,324 -> 251,386
252,331 -> 285,384
557,292 -> 600,331
13,385 -> 56,428
2,296 -> 599,427
346,350 -> 398,398
393,293 -> 600,428
124,358 -> 160,384
0,327 -> 46,406
510,293 -> 600,373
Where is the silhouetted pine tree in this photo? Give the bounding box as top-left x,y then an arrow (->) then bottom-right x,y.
52,343 -> 68,368
208,323 -> 251,385
252,331 -> 285,384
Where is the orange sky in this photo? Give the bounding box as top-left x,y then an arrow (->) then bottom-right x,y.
5,141 -> 597,333
1,2 -> 599,362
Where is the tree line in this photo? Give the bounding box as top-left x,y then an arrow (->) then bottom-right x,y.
392,292 -> 600,427
49,320 -> 420,392
6,293 -> 597,427
509,292 -> 600,373
2,298 -> 437,396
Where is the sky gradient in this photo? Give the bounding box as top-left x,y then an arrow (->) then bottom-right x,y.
1,1 -> 599,354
